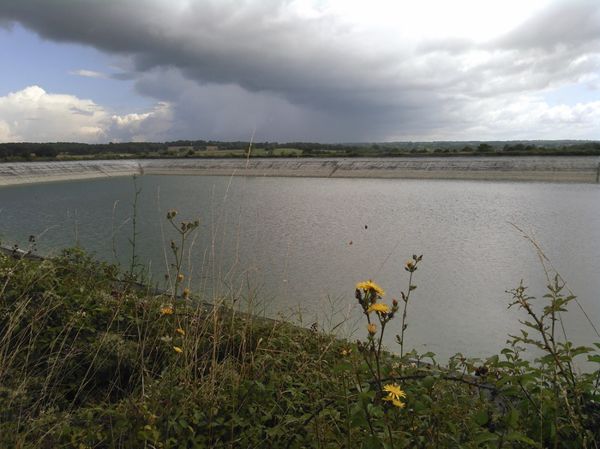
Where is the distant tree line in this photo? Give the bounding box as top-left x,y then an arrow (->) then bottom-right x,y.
1,140 -> 599,162
0,142 -> 166,160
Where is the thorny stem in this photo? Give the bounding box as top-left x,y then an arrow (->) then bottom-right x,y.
515,287 -> 587,446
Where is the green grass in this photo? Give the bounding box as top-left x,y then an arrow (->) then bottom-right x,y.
1,247 -> 599,448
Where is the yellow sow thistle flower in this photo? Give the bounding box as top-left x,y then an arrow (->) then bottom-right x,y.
383,383 -> 406,408
173,346 -> 183,353
340,347 -> 352,357
367,323 -> 377,335
356,280 -> 385,297
176,327 -> 185,336
367,303 -> 390,314
160,306 -> 174,315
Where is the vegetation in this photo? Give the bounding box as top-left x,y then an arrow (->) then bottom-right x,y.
1,139 -> 600,162
1,215 -> 600,448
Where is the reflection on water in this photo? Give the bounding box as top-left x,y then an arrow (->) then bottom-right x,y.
1,175 -> 599,360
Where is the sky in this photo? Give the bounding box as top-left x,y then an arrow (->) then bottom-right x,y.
0,0 -> 599,143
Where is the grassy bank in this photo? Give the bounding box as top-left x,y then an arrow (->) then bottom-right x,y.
1,246 -> 599,448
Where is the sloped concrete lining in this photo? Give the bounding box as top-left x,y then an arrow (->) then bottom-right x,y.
1,157 -> 599,186
0,160 -> 142,186
141,158 -> 340,178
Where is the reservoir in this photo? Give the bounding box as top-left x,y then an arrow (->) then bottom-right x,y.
1,173 -> 599,361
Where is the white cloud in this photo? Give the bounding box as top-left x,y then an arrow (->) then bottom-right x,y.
69,69 -> 107,78
0,86 -> 106,142
397,94 -> 600,141
109,102 -> 173,141
0,119 -> 16,141
0,86 -> 173,143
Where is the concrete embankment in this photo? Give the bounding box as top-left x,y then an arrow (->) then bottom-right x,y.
0,160 -> 141,186
1,157 -> 599,186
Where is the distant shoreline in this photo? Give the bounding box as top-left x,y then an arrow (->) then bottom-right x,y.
1,157 -> 599,186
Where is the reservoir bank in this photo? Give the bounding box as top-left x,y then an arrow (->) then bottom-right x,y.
2,156 -> 600,186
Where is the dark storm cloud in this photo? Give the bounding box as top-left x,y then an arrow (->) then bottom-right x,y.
131,68 -> 442,142
0,0 -> 388,108
0,0 -> 599,140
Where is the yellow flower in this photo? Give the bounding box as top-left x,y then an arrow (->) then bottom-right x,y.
385,397 -> 406,408
367,323 -> 377,335
182,288 -> 190,298
160,306 -> 174,315
173,346 -> 183,353
383,383 -> 406,399
367,303 -> 390,314
383,383 -> 406,408
177,273 -> 184,282
176,327 -> 185,336
356,280 -> 385,296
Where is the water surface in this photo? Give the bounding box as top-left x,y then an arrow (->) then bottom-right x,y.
1,175 -> 599,361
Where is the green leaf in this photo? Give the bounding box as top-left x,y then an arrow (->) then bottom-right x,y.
350,404 -> 368,427
473,410 -> 489,426
505,432 -> 537,446
473,431 -> 498,445
367,404 -> 384,418
587,354 -> 600,364
332,361 -> 352,373
505,408 -> 519,429
422,375 -> 436,389
571,345 -> 593,356
362,435 -> 384,449
413,400 -> 427,412
486,355 -> 499,365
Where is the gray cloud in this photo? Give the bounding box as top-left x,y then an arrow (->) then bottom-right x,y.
0,18 -> 12,29
0,0 -> 599,141
131,68 -> 422,142
494,0 -> 600,51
